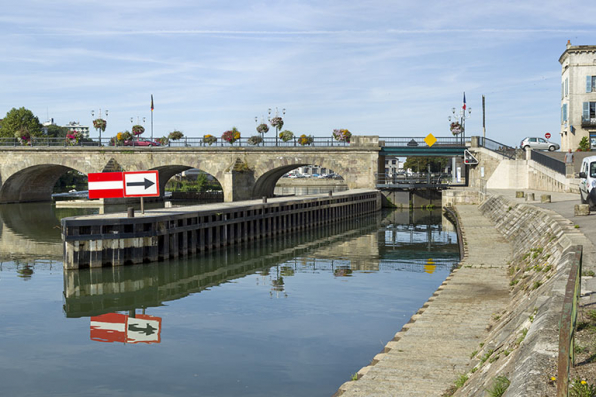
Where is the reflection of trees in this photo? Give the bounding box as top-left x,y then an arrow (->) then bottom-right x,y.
15,261 -> 34,280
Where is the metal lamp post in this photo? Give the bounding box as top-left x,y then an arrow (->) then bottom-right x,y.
91,109 -> 108,146
448,100 -> 471,145
268,107 -> 286,146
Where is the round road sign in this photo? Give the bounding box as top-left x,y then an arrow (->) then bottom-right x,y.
545,132 -> 551,139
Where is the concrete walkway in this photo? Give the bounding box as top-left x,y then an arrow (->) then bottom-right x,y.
338,205 -> 511,397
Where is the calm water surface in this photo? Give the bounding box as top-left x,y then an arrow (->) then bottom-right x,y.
0,203 -> 459,397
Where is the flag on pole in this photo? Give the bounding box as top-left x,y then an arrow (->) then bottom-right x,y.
151,95 -> 154,111
462,92 -> 466,111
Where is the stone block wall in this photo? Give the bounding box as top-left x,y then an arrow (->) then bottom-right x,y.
452,195 -> 581,396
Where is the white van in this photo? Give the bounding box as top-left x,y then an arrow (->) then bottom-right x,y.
579,155 -> 596,207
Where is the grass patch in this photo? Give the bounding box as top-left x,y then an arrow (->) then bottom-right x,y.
480,349 -> 495,365
486,375 -> 510,397
570,378 -> 596,396
516,328 -> 528,345
454,374 -> 468,388
531,281 -> 542,290
470,350 -> 478,359
583,270 -> 596,277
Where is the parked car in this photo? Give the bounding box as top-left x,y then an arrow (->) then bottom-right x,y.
520,137 -> 560,151
123,138 -> 161,147
579,155 -> 596,207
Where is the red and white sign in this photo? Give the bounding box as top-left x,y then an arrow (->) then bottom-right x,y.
88,171 -> 160,199
545,132 -> 551,139
90,313 -> 162,344
88,172 -> 124,199
123,171 -> 160,198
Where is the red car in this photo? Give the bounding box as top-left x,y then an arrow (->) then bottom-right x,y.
123,138 -> 161,147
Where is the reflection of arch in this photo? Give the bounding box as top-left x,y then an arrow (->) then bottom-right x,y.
0,203 -> 61,243
0,164 -> 86,204
253,161 -> 345,198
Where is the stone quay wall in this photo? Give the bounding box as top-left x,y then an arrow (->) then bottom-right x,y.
453,195 -> 583,396
62,189 -> 381,270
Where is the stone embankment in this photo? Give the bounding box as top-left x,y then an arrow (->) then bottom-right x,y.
335,194 -> 594,396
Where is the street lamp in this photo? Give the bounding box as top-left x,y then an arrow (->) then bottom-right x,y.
448,97 -> 471,145
91,109 -> 108,146
131,116 -> 146,143
268,107 -> 286,146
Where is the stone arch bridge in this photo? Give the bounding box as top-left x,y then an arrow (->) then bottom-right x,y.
0,141 -> 382,204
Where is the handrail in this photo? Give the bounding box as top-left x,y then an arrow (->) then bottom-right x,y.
557,245 -> 583,397
531,150 -> 566,175
478,137 -> 516,159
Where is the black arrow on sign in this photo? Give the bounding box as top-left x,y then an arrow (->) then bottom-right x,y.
128,323 -> 157,336
126,178 -> 155,190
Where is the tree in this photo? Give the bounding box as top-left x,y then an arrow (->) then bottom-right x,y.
403,156 -> 450,173
0,107 -> 42,138
45,124 -> 69,138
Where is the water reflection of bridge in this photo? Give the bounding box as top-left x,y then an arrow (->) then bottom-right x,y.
63,209 -> 460,318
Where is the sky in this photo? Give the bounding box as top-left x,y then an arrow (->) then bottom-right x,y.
1,0 -> 596,147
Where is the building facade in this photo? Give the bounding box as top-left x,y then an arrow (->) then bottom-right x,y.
559,41 -> 596,151
65,121 -> 90,138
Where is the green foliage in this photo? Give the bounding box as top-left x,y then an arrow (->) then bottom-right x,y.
0,107 -> 42,138
570,378 -> 596,397
45,124 -> 69,138
486,376 -> 510,397
53,170 -> 87,191
578,137 -> 591,152
454,373 -> 468,388
403,156 -> 450,173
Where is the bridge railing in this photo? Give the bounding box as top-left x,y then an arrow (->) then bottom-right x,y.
0,136 -> 351,148
379,137 -> 466,147
478,137 -> 517,159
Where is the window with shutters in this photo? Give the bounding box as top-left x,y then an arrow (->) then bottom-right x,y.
582,102 -> 596,127
587,76 -> 596,93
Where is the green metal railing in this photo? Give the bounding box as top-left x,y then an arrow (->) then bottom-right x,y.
557,245 -> 583,397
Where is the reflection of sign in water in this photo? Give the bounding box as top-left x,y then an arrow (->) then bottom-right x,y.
90,313 -> 161,344
424,258 -> 436,274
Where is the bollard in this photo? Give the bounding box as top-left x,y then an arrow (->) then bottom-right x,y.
516,191 -> 525,198
127,207 -> 134,218
541,195 -> 551,203
328,190 -> 333,197
526,193 -> 535,201
574,204 -> 590,216
262,196 -> 267,203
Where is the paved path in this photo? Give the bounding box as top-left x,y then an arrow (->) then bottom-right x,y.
338,205 -> 511,397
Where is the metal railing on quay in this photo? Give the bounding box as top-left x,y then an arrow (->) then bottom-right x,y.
375,172 -> 453,186
557,245 -> 583,397
478,137 -> 517,159
531,150 -> 566,175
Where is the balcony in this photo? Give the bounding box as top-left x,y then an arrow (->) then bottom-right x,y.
582,117 -> 596,128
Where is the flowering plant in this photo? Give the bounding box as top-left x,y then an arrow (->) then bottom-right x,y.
116,131 -> 133,143
256,123 -> 269,134
450,122 -> 462,135
298,134 -> 313,146
332,129 -> 351,142
203,134 -> 217,145
279,130 -> 294,142
132,125 -> 145,135
270,117 -> 284,130
93,119 -> 107,132
222,127 -> 241,144
16,130 -> 31,146
66,130 -> 82,146
168,130 -> 184,141
159,136 -> 169,145
248,135 -> 263,145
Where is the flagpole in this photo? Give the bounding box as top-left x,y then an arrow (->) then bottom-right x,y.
151,94 -> 154,141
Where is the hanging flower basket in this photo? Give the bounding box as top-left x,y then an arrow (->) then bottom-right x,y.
168,130 -> 184,141
248,135 -> 263,145
332,129 -> 351,142
450,122 -> 462,135
256,123 -> 269,134
132,125 -> 145,135
222,128 -> 241,144
93,119 -> 107,132
66,130 -> 82,146
279,130 -> 294,142
298,134 -> 313,146
270,117 -> 284,130
203,134 -> 217,145
16,130 -> 31,146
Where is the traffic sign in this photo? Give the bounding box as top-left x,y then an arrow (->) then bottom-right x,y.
91,313 -> 162,344
123,171 -> 160,197
464,149 -> 479,165
88,172 -> 124,199
545,132 -> 551,139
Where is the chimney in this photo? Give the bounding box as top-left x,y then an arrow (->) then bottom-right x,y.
567,40 -> 571,49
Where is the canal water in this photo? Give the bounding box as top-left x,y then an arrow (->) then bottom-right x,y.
0,202 -> 459,397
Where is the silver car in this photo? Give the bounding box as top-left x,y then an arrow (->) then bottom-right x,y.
520,137 -> 560,151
